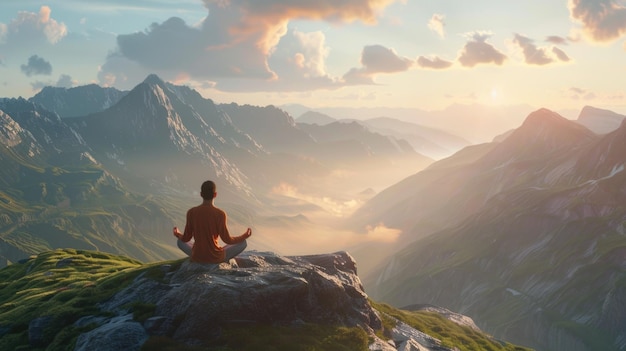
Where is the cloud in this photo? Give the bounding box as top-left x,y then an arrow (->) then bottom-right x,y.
364,223 -> 401,243
457,32 -> 507,67
342,67 -> 377,85
552,47 -> 571,62
342,44 -> 413,85
568,86 -> 597,100
569,0 -> 626,42
20,55 -> 53,76
512,33 -> 571,65
545,35 -> 569,45
0,23 -> 6,44
2,6 -> 67,46
56,74 -> 76,88
417,55 -> 453,69
360,44 -> 413,73
30,80 -> 53,91
512,33 -> 554,65
204,28 -> 340,92
100,0 -> 400,91
428,13 -> 446,38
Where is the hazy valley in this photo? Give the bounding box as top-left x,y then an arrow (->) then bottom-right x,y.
2,75 -> 626,350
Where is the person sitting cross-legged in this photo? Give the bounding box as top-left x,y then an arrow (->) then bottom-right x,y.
173,180 -> 252,263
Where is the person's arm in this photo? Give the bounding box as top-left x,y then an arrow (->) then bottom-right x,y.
173,210 -> 193,242
219,211 -> 252,244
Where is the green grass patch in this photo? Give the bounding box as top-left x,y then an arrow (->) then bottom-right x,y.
371,301 -> 532,351
0,249 -> 146,350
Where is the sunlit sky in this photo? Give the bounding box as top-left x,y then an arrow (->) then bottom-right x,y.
1,0 -> 626,114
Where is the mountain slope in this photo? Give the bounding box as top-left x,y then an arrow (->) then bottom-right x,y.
358,117 -> 471,159
363,108 -> 626,351
0,100 -> 184,265
67,75 -> 255,202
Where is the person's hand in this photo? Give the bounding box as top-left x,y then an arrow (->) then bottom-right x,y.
173,226 -> 182,238
244,228 -> 252,238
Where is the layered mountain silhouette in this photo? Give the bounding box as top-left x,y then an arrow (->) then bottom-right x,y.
4,74 -> 626,350
0,74 -> 432,266
358,108 -> 626,351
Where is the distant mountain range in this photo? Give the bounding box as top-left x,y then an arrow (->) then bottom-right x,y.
355,108 -> 626,351
4,74 -> 626,351
0,75 -> 433,266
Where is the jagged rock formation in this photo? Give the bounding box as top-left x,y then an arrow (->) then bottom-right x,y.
71,251 -> 467,351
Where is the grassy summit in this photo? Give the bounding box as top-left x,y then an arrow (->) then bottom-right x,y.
0,249 -> 533,351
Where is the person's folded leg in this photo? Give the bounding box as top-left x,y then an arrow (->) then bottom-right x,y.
177,239 -> 193,257
223,240 -> 247,261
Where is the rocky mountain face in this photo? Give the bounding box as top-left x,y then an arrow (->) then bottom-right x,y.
0,97 -> 181,265
361,108 -> 626,351
0,74 -> 433,268
66,75 -> 255,200
0,249 -> 530,351
30,84 -> 127,118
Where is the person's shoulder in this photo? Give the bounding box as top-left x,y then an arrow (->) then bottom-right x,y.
213,206 -> 227,216
187,204 -> 203,213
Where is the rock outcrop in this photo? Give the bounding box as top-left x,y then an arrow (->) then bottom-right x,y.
75,251 -> 383,350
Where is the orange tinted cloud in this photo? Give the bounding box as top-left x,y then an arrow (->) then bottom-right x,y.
202,0 -> 398,54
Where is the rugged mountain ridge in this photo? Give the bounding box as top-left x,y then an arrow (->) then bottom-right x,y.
30,84 -> 127,119
362,108 -> 626,351
0,75 -> 432,268
0,97 -> 183,265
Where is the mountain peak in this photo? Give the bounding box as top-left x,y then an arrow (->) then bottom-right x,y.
576,105 -> 626,134
512,108 -> 594,144
142,74 -> 165,86
481,108 -> 596,165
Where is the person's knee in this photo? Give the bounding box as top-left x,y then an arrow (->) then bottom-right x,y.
177,239 -> 192,256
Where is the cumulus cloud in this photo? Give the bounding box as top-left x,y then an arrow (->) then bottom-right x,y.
360,44 -> 413,73
208,28 -> 339,92
569,0 -> 626,42
101,0 -> 400,91
417,55 -> 453,69
512,33 -> 554,65
428,13 -> 446,38
457,32 -> 507,67
512,33 -> 571,65
342,67 -> 377,85
20,55 -> 52,76
342,44 -> 413,85
56,74 -> 76,88
2,6 -> 67,46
